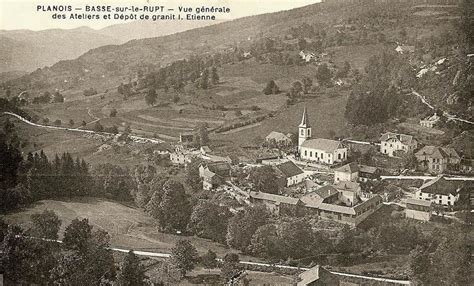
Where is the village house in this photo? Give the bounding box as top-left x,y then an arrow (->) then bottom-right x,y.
333,181 -> 361,206
380,132 -> 417,157
199,162 -> 231,190
420,114 -> 440,128
405,198 -> 432,222
297,265 -> 340,286
250,183 -> 382,226
179,132 -> 195,143
274,161 -> 306,187
415,145 -> 460,174
299,50 -> 316,62
298,108 -> 347,164
334,162 -> 359,183
248,191 -> 301,216
170,146 -> 199,165
395,44 -> 415,54
265,131 -> 293,146
358,165 -> 381,182
200,145 -> 212,155
415,176 -> 462,207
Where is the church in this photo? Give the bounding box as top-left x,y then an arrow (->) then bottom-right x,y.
298,108 -> 347,165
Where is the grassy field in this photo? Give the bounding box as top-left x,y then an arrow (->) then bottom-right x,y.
1,198 -> 259,260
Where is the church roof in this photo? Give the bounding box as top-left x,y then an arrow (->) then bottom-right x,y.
301,138 -> 343,153
299,107 -> 310,127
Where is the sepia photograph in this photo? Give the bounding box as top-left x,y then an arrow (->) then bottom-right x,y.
0,0 -> 472,285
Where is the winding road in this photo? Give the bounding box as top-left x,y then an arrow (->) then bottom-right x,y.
411,90 -> 474,125
2,111 -> 164,144
18,235 -> 411,285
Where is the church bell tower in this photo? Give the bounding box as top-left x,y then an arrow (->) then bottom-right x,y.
298,107 -> 311,151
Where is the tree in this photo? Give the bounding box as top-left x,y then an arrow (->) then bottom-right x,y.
199,69 -> 210,89
220,253 -> 241,282
211,66 -> 219,85
248,224 -> 280,259
316,63 -> 332,86
53,91 -> 64,103
289,81 -> 303,98
302,77 -> 313,94
145,89 -> 157,106
185,157 -> 203,191
263,80 -> 279,95
408,245 -> 431,285
201,250 -> 217,269
110,108 -> 118,117
62,218 -> 93,253
94,122 -> 104,132
68,119 -> 74,127
149,180 -> 192,232
116,251 -> 147,286
189,200 -> 233,243
54,119 -> 62,126
226,205 -> 269,252
29,209 -> 61,240
249,165 -> 280,194
170,239 -> 199,277
195,124 -> 209,146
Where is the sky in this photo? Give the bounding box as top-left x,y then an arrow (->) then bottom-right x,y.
0,0 -> 321,31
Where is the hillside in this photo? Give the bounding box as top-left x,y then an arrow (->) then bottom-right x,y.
0,20 -> 218,73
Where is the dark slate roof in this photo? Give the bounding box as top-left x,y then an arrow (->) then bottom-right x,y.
406,198 -> 432,207
419,176 -> 462,195
275,161 -> 304,178
415,146 -> 460,159
335,162 -> 359,173
359,165 -> 379,174
380,132 -> 415,145
313,185 -> 339,200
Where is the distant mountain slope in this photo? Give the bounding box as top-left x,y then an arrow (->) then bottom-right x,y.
0,20 -> 219,73
5,2 -> 364,87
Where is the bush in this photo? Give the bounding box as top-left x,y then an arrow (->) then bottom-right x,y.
83,88 -> 98,97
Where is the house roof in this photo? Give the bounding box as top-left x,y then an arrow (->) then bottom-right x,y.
335,162 -> 359,173
312,185 -> 339,200
380,132 -> 415,145
333,181 -> 360,192
297,265 -> 338,286
359,165 -> 379,174
353,195 -> 383,212
200,146 -> 212,153
318,203 -> 356,215
419,176 -> 462,195
275,161 -> 304,178
406,198 -> 432,207
249,191 -> 300,205
265,131 -> 291,141
205,162 -> 231,176
415,146 -> 460,159
301,138 -> 343,153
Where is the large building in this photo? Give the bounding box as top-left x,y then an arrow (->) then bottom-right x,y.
415,176 -> 462,206
406,198 -> 432,221
415,145 -> 460,174
298,108 -> 347,165
380,132 -> 417,157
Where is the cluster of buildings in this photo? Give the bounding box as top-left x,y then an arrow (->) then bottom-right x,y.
159,107 -> 470,226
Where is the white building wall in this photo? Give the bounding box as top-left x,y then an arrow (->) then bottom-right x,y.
416,190 -> 459,206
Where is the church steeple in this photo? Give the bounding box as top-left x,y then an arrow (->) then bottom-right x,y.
299,107 -> 310,127
298,107 -> 311,151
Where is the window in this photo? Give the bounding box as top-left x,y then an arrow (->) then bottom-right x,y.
338,153 -> 341,159
300,130 -> 304,136
304,150 -> 307,156
310,151 -> 312,157
308,130 -> 311,137
321,153 -> 324,159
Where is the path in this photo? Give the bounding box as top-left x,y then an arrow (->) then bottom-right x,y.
381,175 -> 474,181
2,111 -> 164,144
18,235 -> 411,285
412,90 -> 474,125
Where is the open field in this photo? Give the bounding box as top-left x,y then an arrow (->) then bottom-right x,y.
1,198 -> 259,260
215,93 -> 349,145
